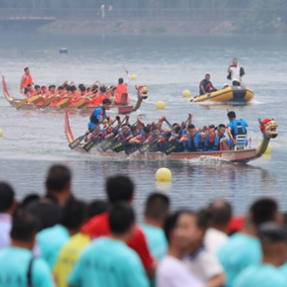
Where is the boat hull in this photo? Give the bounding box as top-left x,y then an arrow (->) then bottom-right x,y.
191,86 -> 254,103
65,112 -> 258,163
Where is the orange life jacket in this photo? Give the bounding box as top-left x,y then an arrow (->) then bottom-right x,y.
22,74 -> 33,88
116,83 -> 129,104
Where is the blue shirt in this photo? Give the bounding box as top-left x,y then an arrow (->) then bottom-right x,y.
37,224 -> 70,269
141,224 -> 167,261
88,106 -> 106,131
227,119 -> 248,137
217,233 -> 262,286
68,237 -> 149,287
0,247 -> 55,287
234,264 -> 287,287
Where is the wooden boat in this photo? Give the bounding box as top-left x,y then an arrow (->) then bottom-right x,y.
2,75 -> 147,114
191,86 -> 254,103
65,112 -> 278,163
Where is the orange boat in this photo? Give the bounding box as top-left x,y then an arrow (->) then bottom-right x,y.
65,112 -> 278,164
2,76 -> 147,115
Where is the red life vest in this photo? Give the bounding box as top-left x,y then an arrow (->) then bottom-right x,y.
116,83 -> 129,104
22,74 -> 33,88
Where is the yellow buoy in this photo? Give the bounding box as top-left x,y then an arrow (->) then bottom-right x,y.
130,74 -> 137,80
182,89 -> 191,98
156,167 -> 172,183
0,128 -> 3,138
156,101 -> 166,110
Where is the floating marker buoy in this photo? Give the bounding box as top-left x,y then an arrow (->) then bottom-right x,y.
156,101 -> 166,110
156,167 -> 172,183
59,48 -> 68,54
0,128 -> 3,138
182,89 -> 191,98
130,74 -> 137,80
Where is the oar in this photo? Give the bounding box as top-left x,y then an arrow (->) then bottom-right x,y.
56,95 -> 71,108
32,95 -> 47,105
83,117 -> 118,152
16,98 -> 28,109
27,95 -> 40,103
39,96 -> 56,109
68,119 -> 104,150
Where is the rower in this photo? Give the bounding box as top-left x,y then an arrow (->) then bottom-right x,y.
88,98 -> 111,132
116,78 -> 130,105
41,86 -> 48,95
118,124 -> 132,141
26,84 -> 35,98
20,67 -> 34,95
85,125 -> 105,143
226,111 -> 248,149
199,73 -> 217,95
194,125 -> 214,151
34,85 -> 42,96
148,126 -> 166,152
179,124 -> 198,152
207,124 -> 229,151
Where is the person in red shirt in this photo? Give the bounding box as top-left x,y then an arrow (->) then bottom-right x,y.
20,67 -> 34,95
81,175 -> 156,276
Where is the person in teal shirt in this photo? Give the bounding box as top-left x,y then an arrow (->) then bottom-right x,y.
234,222 -> 287,287
68,203 -> 149,287
37,198 -> 86,268
141,192 -> 170,261
217,198 -> 280,286
0,212 -> 55,287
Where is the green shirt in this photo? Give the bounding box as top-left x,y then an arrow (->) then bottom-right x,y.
68,237 -> 149,287
0,247 -> 55,287
234,264 -> 287,287
37,224 -> 70,269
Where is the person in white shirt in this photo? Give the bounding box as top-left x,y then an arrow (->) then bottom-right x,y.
184,209 -> 225,287
227,58 -> 245,86
204,200 -> 232,254
0,182 -> 16,249
157,210 -> 203,287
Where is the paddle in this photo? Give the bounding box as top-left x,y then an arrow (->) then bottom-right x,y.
68,119 -> 104,150
32,95 -> 47,105
39,96 -> 56,109
16,98 -> 28,109
83,117 -> 118,152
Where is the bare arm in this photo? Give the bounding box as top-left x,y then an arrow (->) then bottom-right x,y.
227,127 -> 235,142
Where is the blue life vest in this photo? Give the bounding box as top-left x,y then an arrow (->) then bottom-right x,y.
228,119 -> 247,138
207,132 -> 225,151
90,106 -> 106,125
185,136 -> 196,152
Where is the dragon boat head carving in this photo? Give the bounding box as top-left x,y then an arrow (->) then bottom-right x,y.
259,118 -> 278,139
136,85 -> 148,100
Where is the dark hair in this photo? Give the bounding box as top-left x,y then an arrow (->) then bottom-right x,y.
208,200 -> 232,226
58,86 -> 64,90
121,124 -> 129,128
131,126 -> 138,132
21,193 -> 40,209
61,198 -> 87,230
144,126 -> 150,133
227,111 -> 236,119
250,198 -> 278,227
102,98 -> 111,105
188,124 -> 195,129
27,84 -> 32,87
11,212 -> 39,241
197,209 -> 210,231
106,175 -> 134,203
78,83 -> 85,89
152,126 -> 159,131
70,85 -> 77,92
118,78 -> 124,84
92,85 -> 98,93
145,192 -> 170,222
80,86 -> 86,92
45,165 -> 72,193
109,202 -> 135,234
41,85 -> 46,89
164,210 -> 195,243
205,73 -> 210,77
218,124 -> 226,128
34,85 -> 40,89
100,86 -> 106,93
87,200 -> 108,219
49,85 -> 56,89
24,67 -> 29,72
0,182 -> 15,212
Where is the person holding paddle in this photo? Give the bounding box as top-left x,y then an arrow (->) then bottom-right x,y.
88,98 -> 111,132
20,67 -> 34,95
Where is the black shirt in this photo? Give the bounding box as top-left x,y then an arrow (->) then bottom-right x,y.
199,79 -> 212,95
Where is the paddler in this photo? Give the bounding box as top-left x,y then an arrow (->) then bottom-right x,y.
115,77 -> 130,105
227,58 -> 245,86
179,124 -> 198,152
88,98 -> 111,132
206,124 -> 229,151
20,67 -> 34,95
199,73 -> 217,95
85,125 -> 105,144
34,85 -> 43,96
25,84 -> 35,98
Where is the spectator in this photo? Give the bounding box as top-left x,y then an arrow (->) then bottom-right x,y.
53,200 -> 108,287
0,212 -> 55,287
81,175 -> 155,276
204,200 -> 232,254
235,223 -> 287,287
157,210 -> 203,287
0,182 -> 16,249
142,192 -> 170,261
68,203 -> 149,287
26,164 -> 73,230
184,209 -> 225,287
217,198 -> 281,286
37,198 -> 86,269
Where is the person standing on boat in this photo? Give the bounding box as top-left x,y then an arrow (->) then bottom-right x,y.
20,67 -> 34,95
227,59 -> 245,86
88,98 -> 111,132
115,77 -> 130,105
199,74 -> 217,95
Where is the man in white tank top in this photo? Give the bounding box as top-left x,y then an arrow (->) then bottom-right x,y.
227,58 -> 245,86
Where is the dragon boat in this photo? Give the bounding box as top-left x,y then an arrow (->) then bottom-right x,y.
190,86 -> 254,103
64,112 -> 278,163
2,76 -> 147,115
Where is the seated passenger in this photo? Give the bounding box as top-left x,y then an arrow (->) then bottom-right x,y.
199,74 -> 217,95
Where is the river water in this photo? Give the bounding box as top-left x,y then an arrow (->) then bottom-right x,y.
0,33 -> 286,218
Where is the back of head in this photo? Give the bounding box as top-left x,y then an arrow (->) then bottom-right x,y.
106,175 -> 134,203
21,193 -> 40,210
45,164 -> 72,193
208,200 -> 232,227
144,126 -> 150,134
24,67 -> 29,72
227,111 -> 236,119
61,198 -> 87,230
131,126 -> 138,133
250,198 -> 278,228
144,192 -> 170,224
109,202 -> 135,235
100,86 -> 106,93
188,124 -> 195,129
118,78 -> 124,84
11,211 -> 39,242
87,200 -> 108,219
0,182 -> 15,213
